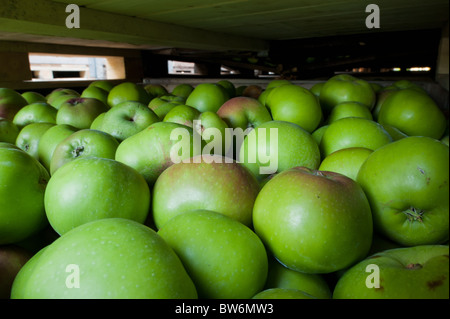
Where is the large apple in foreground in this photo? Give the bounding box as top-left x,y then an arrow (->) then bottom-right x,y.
265,84 -> 322,133
357,136 -> 449,246
333,245 -> 449,299
115,121 -> 201,186
239,120 -> 321,181
45,157 -> 151,235
158,210 -> 268,299
49,129 -> 119,175
0,147 -> 49,245
152,155 -> 260,229
11,218 -> 198,299
253,167 -> 373,274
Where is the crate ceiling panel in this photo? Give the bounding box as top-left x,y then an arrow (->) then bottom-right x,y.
0,0 -> 448,52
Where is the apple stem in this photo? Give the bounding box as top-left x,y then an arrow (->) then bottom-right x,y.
405,263 -> 423,270
72,146 -> 84,158
404,207 -> 424,223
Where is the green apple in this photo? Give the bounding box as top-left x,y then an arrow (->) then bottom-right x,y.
13,102 -> 57,129
16,122 -> 55,160
380,123 -> 408,141
163,104 -> 201,127
252,288 -> 316,299
309,82 -> 324,98
217,96 -> 272,130
89,112 -> 106,130
46,88 -> 79,102
391,79 -> 427,93
253,167 -> 373,274
194,111 -> 231,156
11,218 -> 198,299
265,257 -> 332,299
319,147 -> 373,181
115,121 -> 201,186
107,82 -> 151,108
21,92 -> 47,105
0,88 -> 28,121
265,84 -> 322,133
217,80 -> 236,98
56,97 -> 109,129
45,157 -> 150,235
0,147 -> 50,244
152,154 -> 260,229
144,84 -> 168,99
158,210 -> 268,299
185,83 -> 230,113
372,87 -> 399,121
320,117 -> 392,157
171,83 -> 194,99
88,80 -> 115,92
159,94 -> 186,104
370,82 -> 384,93
239,120 -> 321,181
149,99 -> 182,120
48,93 -> 80,110
257,87 -> 274,109
46,88 -> 80,109
266,79 -> 291,89
100,101 -> 160,142
319,74 -> 376,114
311,124 -> 328,145
49,129 -> 119,175
326,101 -> 373,124
357,136 -> 449,246
0,118 -> 19,144
38,124 -> 79,172
0,142 -> 21,150
333,245 -> 449,299
0,244 -> 32,299
81,85 -> 109,106
378,88 -> 447,140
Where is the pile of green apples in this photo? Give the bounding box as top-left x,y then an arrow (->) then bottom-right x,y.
0,74 -> 448,299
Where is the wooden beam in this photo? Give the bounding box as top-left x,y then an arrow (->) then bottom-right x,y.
0,0 -> 269,52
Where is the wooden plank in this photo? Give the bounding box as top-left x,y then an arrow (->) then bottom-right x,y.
0,0 -> 268,52
0,52 -> 32,82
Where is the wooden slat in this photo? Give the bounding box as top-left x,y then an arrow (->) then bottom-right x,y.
0,0 -> 269,52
